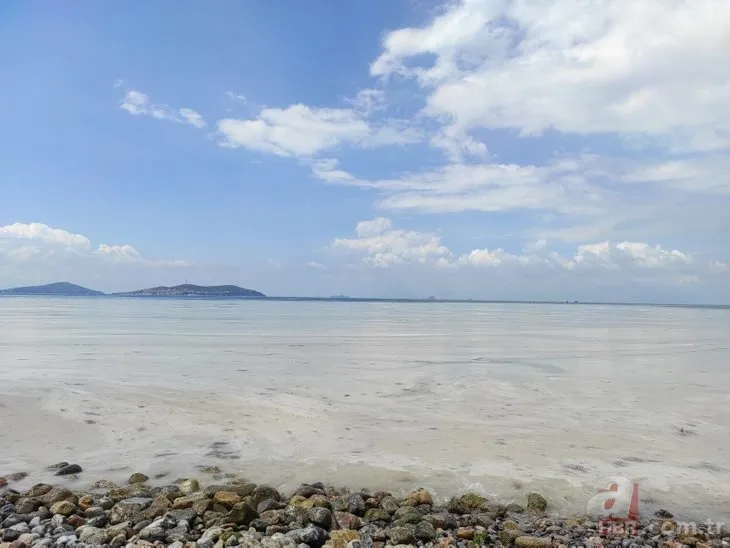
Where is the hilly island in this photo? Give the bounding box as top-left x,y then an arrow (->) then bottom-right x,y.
0,282 -> 265,297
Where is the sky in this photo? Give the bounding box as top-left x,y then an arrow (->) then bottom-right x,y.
1,0 -> 729,303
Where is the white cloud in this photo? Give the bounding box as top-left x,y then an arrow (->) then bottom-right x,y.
307,261 -> 327,270
333,218 -> 451,267
217,104 -> 421,157
331,218 -> 721,281
372,0 -> 730,147
120,89 -> 206,128
225,91 -> 248,103
0,222 -> 91,249
0,223 -> 188,272
179,108 -> 206,129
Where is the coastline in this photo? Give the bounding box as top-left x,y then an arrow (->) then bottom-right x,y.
2,470 -> 726,548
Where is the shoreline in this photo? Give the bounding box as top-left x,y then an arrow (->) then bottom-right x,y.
2,468 -> 728,548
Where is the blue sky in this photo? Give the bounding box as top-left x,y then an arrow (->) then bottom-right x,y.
1,0 -> 729,302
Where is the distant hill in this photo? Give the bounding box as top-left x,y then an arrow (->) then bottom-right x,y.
0,282 -> 104,296
114,284 -> 265,297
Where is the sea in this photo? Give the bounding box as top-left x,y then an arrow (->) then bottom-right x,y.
1,297 -> 729,521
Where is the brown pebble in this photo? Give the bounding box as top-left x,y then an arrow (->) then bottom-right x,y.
456,527 -> 475,540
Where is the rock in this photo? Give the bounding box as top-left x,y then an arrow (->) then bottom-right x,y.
293,485 -> 323,499
456,527 -> 475,539
402,488 -> 433,507
193,497 -> 214,516
142,494 -> 172,520
98,496 -> 114,510
66,514 -> 85,527
77,495 -> 94,511
526,493 -> 547,513
289,495 -> 314,509
329,530 -> 360,545
227,501 -> 258,526
499,530 -> 522,545
257,498 -> 281,513
54,465 -> 82,476
49,501 -> 76,517
47,462 -> 69,470
128,473 -> 149,484
414,521 -> 437,541
18,532 -> 40,545
91,479 -> 118,489
515,536 -> 552,547
655,509 -> 673,519
7,473 -> 28,482
213,491 -> 242,508
200,526 -> 225,543
381,496 -> 399,515
13,498 -> 41,514
25,484 -> 52,498
78,526 -> 109,544
168,506 -> 197,522
334,511 -> 361,530
41,489 -> 76,507
424,513 -> 458,530
363,508 -> 389,524
262,532 -> 296,548
309,495 -> 332,510
507,502 -> 525,513
85,514 -> 108,528
252,485 -> 281,506
308,507 -> 332,529
393,505 -> 421,525
386,526 -> 414,545
296,524 -> 328,547
346,494 -> 365,516
178,478 -> 200,495
109,533 -> 127,548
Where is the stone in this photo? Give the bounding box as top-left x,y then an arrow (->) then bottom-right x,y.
54,465 -> 82,476
296,524 -> 328,548
200,526 -> 224,543
424,513 -> 458,530
334,511 -> 361,530
414,521 -> 437,541
380,496 -> 399,515
329,530 -> 360,545
456,527 -> 475,540
257,498 -> 281,513
310,495 -> 332,509
109,533 -> 127,548
515,536 -> 552,547
78,526 -> 109,544
143,494 -> 172,520
178,478 -> 200,495
13,498 -> 42,514
393,505 -> 421,525
503,520 -> 520,530
25,485 -> 53,498
308,507 -> 333,529
85,515 -> 108,528
77,495 -> 94,511
507,502 -> 525,513
526,493 -> 547,513
168,506 -> 197,522
293,485 -> 323,499
289,495 -> 314,509
193,497 -> 214,516
213,491 -> 242,508
49,501 -> 76,517
262,532 -> 296,548
128,473 -> 149,484
402,488 -> 433,507
499,530 -> 522,545
386,526 -> 414,545
363,508 -> 389,524
252,485 -> 281,506
17,533 -> 39,545
227,501 -> 258,526
91,479 -> 118,489
346,494 -> 365,516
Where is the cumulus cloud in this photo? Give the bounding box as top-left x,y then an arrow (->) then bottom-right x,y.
217,104 -> 420,157
331,219 -> 723,283
120,89 -> 206,128
0,223 -> 189,285
372,0 -> 730,146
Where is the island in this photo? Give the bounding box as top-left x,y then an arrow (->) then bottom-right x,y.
0,282 -> 104,296
114,284 -> 265,297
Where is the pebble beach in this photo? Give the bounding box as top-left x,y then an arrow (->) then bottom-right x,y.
1,465 -> 728,548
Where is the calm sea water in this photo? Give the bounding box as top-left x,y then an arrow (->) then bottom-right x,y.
1,297 -> 729,519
